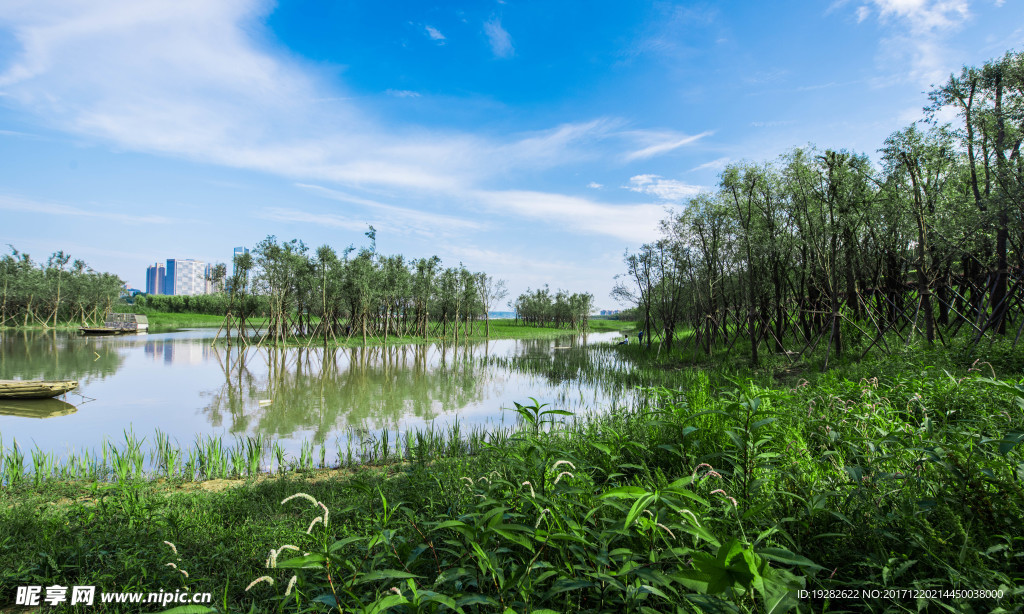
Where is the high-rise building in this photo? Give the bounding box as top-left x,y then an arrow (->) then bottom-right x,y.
203,263 -> 226,294
232,246 -> 248,276
145,263 -> 166,294
164,259 -> 207,296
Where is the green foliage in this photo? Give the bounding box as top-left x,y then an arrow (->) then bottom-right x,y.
512,285 -> 594,331
1,351 -> 1022,612
0,246 -> 125,328
615,48 -> 1024,365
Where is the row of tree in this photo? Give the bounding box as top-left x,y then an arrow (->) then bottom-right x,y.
134,292 -> 267,317
0,248 -> 125,328
615,50 -> 1024,365
221,232 -> 524,346
511,286 -> 594,330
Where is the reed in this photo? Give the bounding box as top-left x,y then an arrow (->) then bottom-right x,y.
30,448 -> 53,487
298,440 -> 313,471
272,441 -> 286,474
244,435 -> 265,475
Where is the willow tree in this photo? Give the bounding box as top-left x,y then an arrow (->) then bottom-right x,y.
476,272 -> 508,338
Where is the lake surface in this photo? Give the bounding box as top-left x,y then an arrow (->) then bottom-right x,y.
0,328 -> 629,462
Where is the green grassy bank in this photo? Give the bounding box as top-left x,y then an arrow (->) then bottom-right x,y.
202,317 -> 631,348
2,313 -> 630,342
2,338 -> 1022,613
146,312 -> 232,330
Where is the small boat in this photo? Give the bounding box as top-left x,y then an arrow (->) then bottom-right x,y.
0,379 -> 79,399
80,313 -> 149,335
0,398 -> 78,418
79,327 -> 132,335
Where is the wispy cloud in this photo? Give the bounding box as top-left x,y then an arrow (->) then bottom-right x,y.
689,157 -> 730,172
622,130 -> 712,161
0,1 -> 700,255
496,119 -> 617,168
484,18 -> 514,58
629,4 -> 717,61
750,120 -> 796,128
0,128 -> 48,140
424,25 -> 446,42
587,182 -> 604,189
385,89 -> 421,98
294,183 -> 485,236
858,0 -> 970,87
870,0 -> 969,31
259,207 -> 370,233
442,244 -> 609,304
474,189 -> 665,242
0,194 -> 174,225
0,1 -> 624,198
625,175 -> 704,202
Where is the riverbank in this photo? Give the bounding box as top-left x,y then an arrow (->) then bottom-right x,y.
271,317 -> 633,348
0,312 -> 234,332
2,345 -> 1021,612
1,313 -> 632,340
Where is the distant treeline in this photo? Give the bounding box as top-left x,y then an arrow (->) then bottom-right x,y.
0,248 -> 124,328
213,233 -> 593,346
511,286 -> 593,330
133,293 -> 266,316
616,50 -> 1024,365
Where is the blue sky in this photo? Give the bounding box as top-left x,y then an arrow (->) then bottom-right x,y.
0,0 -> 1020,309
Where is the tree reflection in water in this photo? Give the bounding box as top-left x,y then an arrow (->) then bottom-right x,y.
0,329 -> 123,383
201,343 -> 494,444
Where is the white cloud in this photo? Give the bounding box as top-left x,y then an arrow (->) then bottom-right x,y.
0,194 -> 174,224
750,120 -> 796,128
385,89 -> 421,98
827,0 -> 854,14
484,18 -> 514,58
856,5 -> 871,22
861,0 -> 970,87
441,244 -> 612,301
0,0 -> 700,254
871,0 -> 969,31
474,189 -> 665,242
259,207 -> 370,233
294,183 -> 485,236
587,182 -> 604,189
446,245 -> 582,276
622,130 -> 712,161
424,25 -> 445,41
495,119 -> 617,168
690,157 -> 730,172
625,175 -> 704,202
0,1 -> 623,197
0,1 -> 492,193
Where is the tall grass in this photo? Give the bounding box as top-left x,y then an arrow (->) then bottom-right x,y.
1,360 -> 1022,611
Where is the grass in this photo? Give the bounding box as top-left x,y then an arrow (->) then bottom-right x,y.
143,312 -> 245,330
138,312 -> 632,342
260,317 -> 633,349
1,340 -> 1022,612
1,321 -> 1021,612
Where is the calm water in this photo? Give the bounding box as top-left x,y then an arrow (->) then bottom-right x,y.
0,328 -> 628,460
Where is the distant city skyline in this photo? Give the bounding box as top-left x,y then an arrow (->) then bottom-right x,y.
1,1 -> 1021,309
145,253 -> 233,296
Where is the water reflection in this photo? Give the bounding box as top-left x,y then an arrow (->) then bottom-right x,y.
0,329 -> 123,382
144,338 -> 213,365
0,398 -> 78,419
0,329 -> 625,458
201,343 -> 501,443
